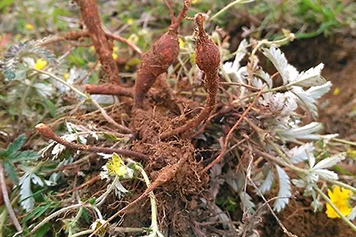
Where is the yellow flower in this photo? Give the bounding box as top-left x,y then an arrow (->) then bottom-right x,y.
191,0 -> 201,4
333,87 -> 340,96
113,46 -> 119,52
34,58 -> 48,70
112,52 -> 118,60
63,72 -> 69,80
89,46 -> 95,52
326,186 -> 352,218
25,24 -> 34,30
128,34 -> 139,43
106,153 -> 128,177
178,37 -> 185,49
127,18 -> 134,25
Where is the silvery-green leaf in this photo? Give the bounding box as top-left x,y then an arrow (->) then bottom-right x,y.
274,165 -> 291,212
239,191 -> 255,213
255,68 -> 273,88
114,180 -> 129,199
223,39 -> 248,76
313,169 -> 338,180
259,169 -> 274,194
291,82 -> 331,118
33,82 -> 54,98
306,172 -> 319,184
262,92 -> 297,117
19,174 -> 34,211
31,174 -> 44,186
66,122 -> 77,133
278,122 -> 323,142
78,135 -> 87,145
50,157 -> 74,183
262,46 -> 291,85
293,63 -> 325,87
312,153 -> 345,170
291,86 -> 318,118
306,81 -> 332,100
281,92 -> 298,116
288,143 -> 314,164
347,206 -> 356,220
309,152 -> 316,168
291,179 -> 306,188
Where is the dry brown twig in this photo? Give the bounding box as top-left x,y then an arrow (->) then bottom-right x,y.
82,84 -> 133,97
35,123 -> 148,161
201,88 -> 264,173
54,175 -> 101,197
0,162 -> 22,233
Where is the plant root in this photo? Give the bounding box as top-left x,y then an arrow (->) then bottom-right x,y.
160,14 -> 220,139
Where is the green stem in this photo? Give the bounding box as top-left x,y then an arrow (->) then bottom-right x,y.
327,180 -> 356,194
314,186 -> 356,232
33,69 -> 87,98
209,0 -> 254,21
136,166 -> 163,236
332,138 -> 356,147
69,229 -> 94,237
29,203 -> 91,235
268,141 -> 293,165
17,77 -> 36,127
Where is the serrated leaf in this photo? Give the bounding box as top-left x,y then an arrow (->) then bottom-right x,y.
255,68 -> 273,89
293,63 -> 325,87
312,153 -> 345,170
306,81 -> 332,100
11,151 -> 40,162
19,173 -> 35,211
232,39 -> 248,71
259,169 -> 274,194
313,169 -> 338,180
239,191 -> 255,213
288,143 -> 314,164
3,41 -> 58,81
3,160 -> 19,185
274,165 -> 291,212
278,122 -> 323,142
33,83 -> 54,98
291,82 -> 331,118
6,134 -> 26,157
262,46 -> 291,85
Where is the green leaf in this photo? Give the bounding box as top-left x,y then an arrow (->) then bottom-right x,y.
68,54 -> 86,66
103,133 -> 119,142
33,223 -> 51,237
81,208 -> 90,224
23,202 -> 51,222
3,160 -> 19,185
6,134 -> 26,157
0,0 -> 16,11
11,151 -> 40,162
43,99 -> 56,117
